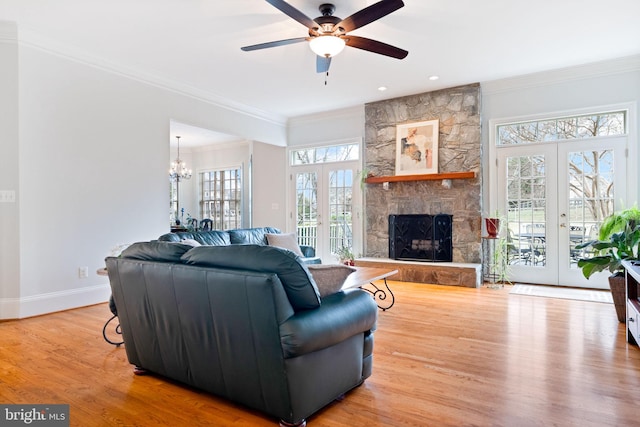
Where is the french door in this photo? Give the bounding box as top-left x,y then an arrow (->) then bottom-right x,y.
291,161 -> 362,262
496,136 -> 628,289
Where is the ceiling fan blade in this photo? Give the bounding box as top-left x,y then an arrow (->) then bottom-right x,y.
241,37 -> 308,51
344,35 -> 408,59
316,55 -> 331,73
335,0 -> 404,33
265,0 -> 317,29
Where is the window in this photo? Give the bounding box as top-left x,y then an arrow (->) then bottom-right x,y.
169,181 -> 178,222
291,143 -> 359,165
497,111 -> 626,145
200,168 -> 242,230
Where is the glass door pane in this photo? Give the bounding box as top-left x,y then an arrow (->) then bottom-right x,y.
506,155 -> 547,267
558,138 -> 627,288
498,143 -> 558,285
328,169 -> 354,255
566,149 -> 615,265
295,171 -> 318,251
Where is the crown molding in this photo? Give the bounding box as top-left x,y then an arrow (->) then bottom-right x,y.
482,55 -> 640,95
15,26 -> 288,126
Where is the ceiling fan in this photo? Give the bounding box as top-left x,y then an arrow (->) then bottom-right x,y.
241,0 -> 408,74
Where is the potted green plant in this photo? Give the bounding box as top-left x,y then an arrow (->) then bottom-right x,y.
334,246 -> 355,266
577,209 -> 640,323
597,205 -> 640,240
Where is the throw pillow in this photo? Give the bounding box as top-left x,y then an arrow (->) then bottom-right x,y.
307,264 -> 356,297
266,232 -> 304,257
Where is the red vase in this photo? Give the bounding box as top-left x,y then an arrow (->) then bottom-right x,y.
485,218 -> 500,238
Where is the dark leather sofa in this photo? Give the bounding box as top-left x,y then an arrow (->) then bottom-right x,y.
158,226 -> 321,264
106,242 -> 377,426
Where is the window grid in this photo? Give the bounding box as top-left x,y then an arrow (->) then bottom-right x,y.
497,111 -> 626,146
291,143 -> 359,165
295,172 -> 318,249
506,155 -> 547,266
200,168 -> 242,230
328,169 -> 353,254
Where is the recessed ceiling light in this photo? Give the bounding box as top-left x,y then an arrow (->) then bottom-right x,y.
428,75 -> 439,81
378,86 -> 387,91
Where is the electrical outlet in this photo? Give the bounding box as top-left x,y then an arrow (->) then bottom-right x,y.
78,266 -> 89,279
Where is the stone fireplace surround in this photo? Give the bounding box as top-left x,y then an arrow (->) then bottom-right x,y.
360,84 -> 482,288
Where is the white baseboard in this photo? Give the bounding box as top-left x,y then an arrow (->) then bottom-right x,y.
0,284 -> 111,320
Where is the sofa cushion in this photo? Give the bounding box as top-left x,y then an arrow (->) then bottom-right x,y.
307,264 -> 356,297
120,241 -> 193,262
266,232 -> 304,257
228,227 -> 280,245
181,244 -> 321,311
158,231 -> 231,246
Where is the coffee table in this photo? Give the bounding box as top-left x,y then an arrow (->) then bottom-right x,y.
97,268 -> 124,346
342,266 -> 399,311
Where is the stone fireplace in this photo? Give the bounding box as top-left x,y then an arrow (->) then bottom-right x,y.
363,83 -> 482,266
389,214 -> 453,262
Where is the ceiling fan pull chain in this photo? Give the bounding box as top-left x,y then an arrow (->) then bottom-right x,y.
325,71 -> 329,85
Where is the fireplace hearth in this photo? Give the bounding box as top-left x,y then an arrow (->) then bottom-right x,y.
389,214 -> 453,262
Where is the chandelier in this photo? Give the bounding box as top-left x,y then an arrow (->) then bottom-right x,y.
169,136 -> 192,182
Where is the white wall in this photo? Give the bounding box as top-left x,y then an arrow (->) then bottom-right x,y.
251,141 -> 286,230
1,27 -> 287,319
481,55 -> 640,211
0,22 -> 20,309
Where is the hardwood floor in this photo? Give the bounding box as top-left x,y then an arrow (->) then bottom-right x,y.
2,282 -> 640,426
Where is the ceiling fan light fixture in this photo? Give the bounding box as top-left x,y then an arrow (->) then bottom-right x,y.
309,35 -> 346,58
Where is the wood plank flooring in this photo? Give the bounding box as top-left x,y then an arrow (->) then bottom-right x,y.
2,282 -> 640,426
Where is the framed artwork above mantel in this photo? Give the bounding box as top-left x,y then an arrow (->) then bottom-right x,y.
395,119 -> 439,176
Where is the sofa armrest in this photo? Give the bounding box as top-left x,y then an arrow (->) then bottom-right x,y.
279,289 -> 377,358
299,245 -> 315,257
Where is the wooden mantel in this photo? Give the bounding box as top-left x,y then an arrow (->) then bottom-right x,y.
364,171 -> 476,184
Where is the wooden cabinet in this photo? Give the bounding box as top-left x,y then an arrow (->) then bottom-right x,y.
623,260 -> 640,346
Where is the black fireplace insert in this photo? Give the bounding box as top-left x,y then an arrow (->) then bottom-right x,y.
389,214 -> 453,262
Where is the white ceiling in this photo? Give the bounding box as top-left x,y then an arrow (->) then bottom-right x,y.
3,0 -> 640,145
169,120 -> 245,148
